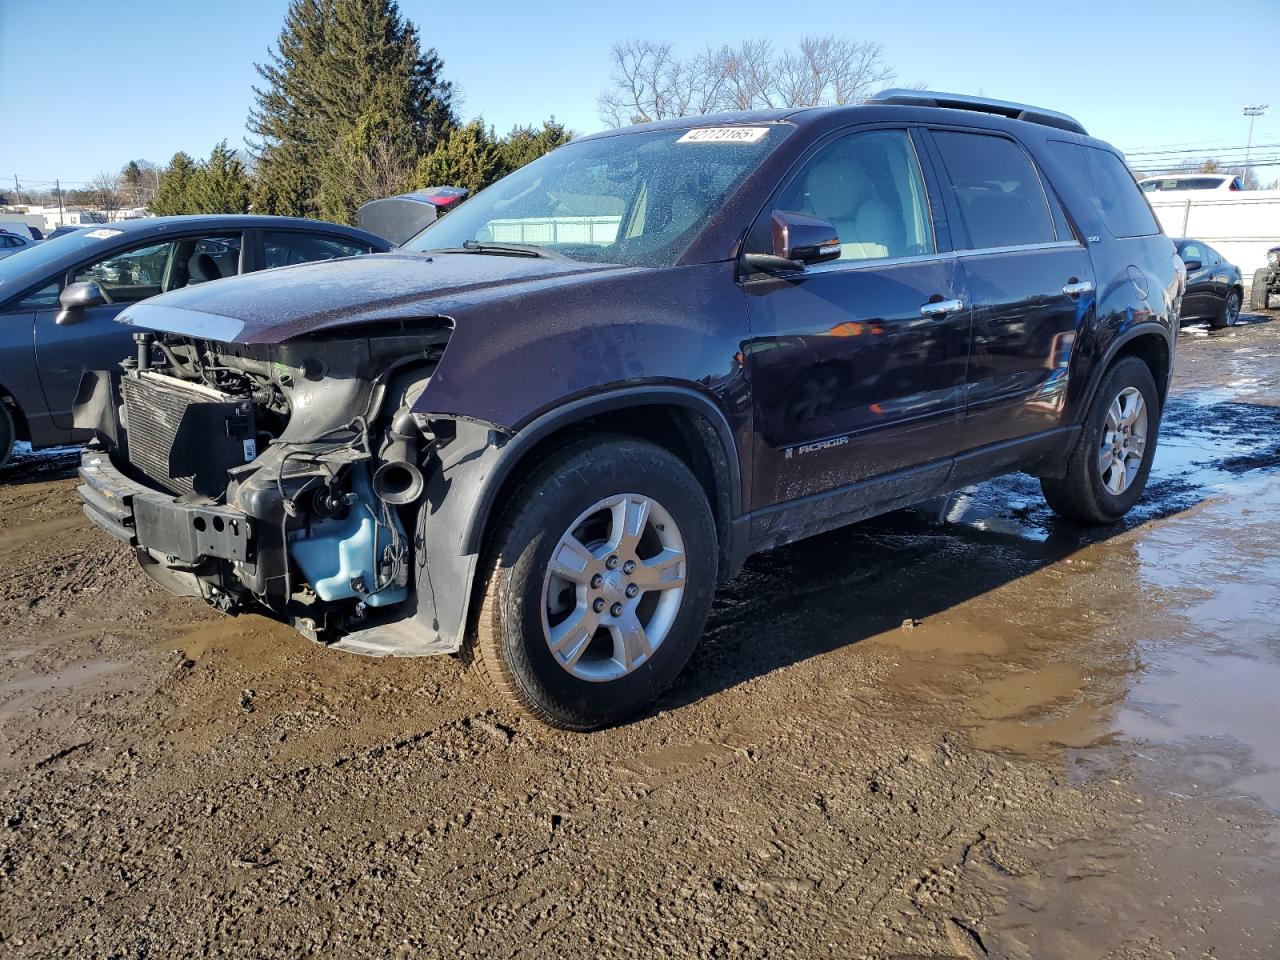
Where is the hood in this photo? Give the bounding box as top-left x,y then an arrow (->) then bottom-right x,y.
116,251 -> 636,343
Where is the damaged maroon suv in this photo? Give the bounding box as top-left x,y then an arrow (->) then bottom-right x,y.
75,91 -> 1182,729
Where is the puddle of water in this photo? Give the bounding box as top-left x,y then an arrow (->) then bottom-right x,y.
1119,650 -> 1280,812
869,390 -> 1280,814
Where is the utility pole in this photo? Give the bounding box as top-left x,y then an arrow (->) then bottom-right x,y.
56,179 -> 64,226
1243,104 -> 1269,186
12,175 -> 19,205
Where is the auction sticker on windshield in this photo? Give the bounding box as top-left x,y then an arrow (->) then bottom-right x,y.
677,127 -> 771,144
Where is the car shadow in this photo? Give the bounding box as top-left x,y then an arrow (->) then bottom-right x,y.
654,396 -> 1280,718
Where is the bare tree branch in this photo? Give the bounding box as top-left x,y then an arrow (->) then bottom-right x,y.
598,35 -> 899,126
90,171 -> 124,218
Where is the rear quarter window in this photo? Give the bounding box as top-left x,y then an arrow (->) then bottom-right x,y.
1048,142 -> 1159,239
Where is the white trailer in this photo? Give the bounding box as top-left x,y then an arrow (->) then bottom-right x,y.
1146,190 -> 1280,289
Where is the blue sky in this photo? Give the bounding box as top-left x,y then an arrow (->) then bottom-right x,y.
2,0 -> 1278,191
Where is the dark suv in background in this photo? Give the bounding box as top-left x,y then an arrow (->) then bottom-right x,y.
75,91 -> 1182,729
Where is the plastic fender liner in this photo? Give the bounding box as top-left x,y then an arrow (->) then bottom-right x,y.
408,386 -> 745,653
407,418 -> 506,652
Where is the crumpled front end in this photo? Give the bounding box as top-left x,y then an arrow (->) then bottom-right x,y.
74,316 -> 467,653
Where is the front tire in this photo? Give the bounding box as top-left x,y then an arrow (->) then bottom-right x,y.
1209,289 -> 1241,329
0,403 -> 14,470
1041,357 -> 1160,525
469,435 -> 717,730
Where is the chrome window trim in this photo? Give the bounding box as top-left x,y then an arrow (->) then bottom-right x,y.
955,240 -> 1082,259
794,250 -> 958,278
768,239 -> 1083,281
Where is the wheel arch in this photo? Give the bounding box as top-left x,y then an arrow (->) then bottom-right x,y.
1091,325 -> 1173,409
460,385 -> 744,581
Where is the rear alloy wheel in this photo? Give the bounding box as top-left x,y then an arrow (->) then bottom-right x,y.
1041,356 -> 1160,525
1209,289 -> 1241,329
469,435 -> 716,730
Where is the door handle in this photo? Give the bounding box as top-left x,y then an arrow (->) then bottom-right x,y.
1062,279 -> 1094,298
919,297 -> 965,319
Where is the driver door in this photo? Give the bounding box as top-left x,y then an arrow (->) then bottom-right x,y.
34,232 -> 243,428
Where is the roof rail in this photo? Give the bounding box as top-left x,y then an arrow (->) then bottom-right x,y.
868,89 -> 1087,136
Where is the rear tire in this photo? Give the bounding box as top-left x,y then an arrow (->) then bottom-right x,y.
1209,289 -> 1241,329
0,403 -> 14,470
1041,356 -> 1160,525
468,435 -> 717,730
1251,272 -> 1272,312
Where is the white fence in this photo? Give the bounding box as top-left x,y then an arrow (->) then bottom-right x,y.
1146,191 -> 1280,286
486,216 -> 621,246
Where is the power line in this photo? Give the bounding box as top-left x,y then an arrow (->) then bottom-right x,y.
1122,142 -> 1280,158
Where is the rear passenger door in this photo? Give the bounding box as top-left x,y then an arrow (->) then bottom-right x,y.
923,128 -> 1095,457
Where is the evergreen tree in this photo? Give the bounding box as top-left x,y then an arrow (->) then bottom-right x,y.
150,152 -> 198,216
187,142 -> 253,214
249,0 -> 455,221
413,119 -> 505,195
121,160 -> 143,206
498,118 -> 573,173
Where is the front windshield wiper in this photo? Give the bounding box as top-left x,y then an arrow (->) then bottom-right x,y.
426,240 -> 562,259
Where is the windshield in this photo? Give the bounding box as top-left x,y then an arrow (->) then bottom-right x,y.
404,124 -> 788,267
0,229 -> 113,288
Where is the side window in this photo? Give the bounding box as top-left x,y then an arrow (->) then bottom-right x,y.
930,131 -> 1057,250
11,282 -> 61,311
773,129 -> 935,262
1047,142 -> 1159,239
1180,242 -> 1203,263
263,231 -> 372,269
73,241 -> 175,303
179,234 -> 243,287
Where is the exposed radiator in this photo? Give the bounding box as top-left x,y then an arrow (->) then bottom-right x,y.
121,373 -> 255,498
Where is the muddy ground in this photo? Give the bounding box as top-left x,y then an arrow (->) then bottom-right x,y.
3,314 -> 1280,960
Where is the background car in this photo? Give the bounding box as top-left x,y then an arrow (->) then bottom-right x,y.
45,224 -> 89,241
0,215 -> 389,467
1175,238 -> 1244,328
1140,174 -> 1245,194
0,230 -> 37,261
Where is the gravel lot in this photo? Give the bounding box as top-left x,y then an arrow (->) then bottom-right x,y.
3,313 -> 1280,959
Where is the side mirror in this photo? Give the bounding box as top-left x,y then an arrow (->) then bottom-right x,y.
55,281 -> 108,326
742,210 -> 841,275
1182,259 -> 1202,272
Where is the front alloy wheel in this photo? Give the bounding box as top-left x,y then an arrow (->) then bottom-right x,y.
470,435 -> 716,730
543,494 -> 687,682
